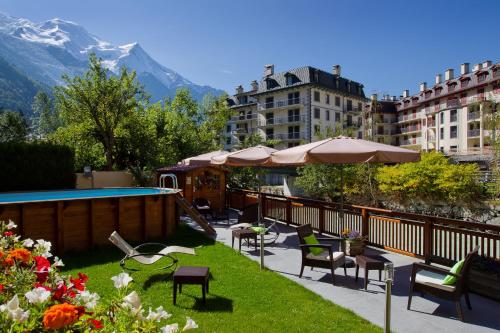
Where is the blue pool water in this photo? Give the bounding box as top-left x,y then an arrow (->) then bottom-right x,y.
0,188 -> 173,204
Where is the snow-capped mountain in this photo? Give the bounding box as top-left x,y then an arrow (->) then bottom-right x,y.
0,12 -> 223,111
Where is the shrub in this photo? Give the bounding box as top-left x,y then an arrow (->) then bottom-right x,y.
0,142 -> 75,192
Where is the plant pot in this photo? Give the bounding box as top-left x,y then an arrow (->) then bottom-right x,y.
344,239 -> 364,256
468,269 -> 500,302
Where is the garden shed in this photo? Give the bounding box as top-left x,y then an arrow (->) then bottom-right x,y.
157,164 -> 227,214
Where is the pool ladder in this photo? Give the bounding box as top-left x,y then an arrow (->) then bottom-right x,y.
159,173 -> 178,190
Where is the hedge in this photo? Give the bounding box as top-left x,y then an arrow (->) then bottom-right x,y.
0,142 -> 75,192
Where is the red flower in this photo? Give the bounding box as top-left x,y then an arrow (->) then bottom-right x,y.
70,273 -> 88,292
33,256 -> 51,283
52,283 -> 68,301
0,284 -> 3,292
3,231 -> 13,237
88,318 -> 103,329
34,283 -> 51,291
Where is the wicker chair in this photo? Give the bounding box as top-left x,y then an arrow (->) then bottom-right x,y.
193,197 -> 213,219
237,203 -> 259,224
296,224 -> 346,285
407,246 -> 479,321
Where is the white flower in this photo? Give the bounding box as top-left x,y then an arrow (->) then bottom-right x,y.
22,238 -> 34,248
1,295 -> 30,323
6,220 -> 17,230
25,287 -> 51,305
122,291 -> 141,309
111,272 -> 133,289
161,323 -> 179,333
146,306 -> 171,322
183,317 -> 198,331
76,290 -> 100,310
53,256 -> 64,267
34,239 -> 52,258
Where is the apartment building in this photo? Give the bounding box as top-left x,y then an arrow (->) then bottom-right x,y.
366,60 -> 499,158
224,64 -> 367,150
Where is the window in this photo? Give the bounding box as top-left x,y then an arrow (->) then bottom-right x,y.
265,96 -> 274,109
286,75 -> 294,86
326,110 -> 330,121
314,91 -> 320,102
226,137 -> 231,145
288,126 -> 300,139
440,127 -> 444,140
440,112 -> 445,124
266,112 -> 274,125
326,94 -> 330,104
450,125 -> 458,139
346,99 -> 352,111
238,95 -> 248,104
358,102 -> 362,111
266,128 -> 274,139
335,96 -> 341,106
288,92 -> 300,105
347,115 -> 353,127
314,108 -> 320,119
314,125 -> 320,135
226,125 -> 231,133
450,109 -> 457,123
335,112 -> 341,122
450,145 -> 458,151
288,109 -> 300,122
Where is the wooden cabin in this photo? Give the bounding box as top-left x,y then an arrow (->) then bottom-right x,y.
157,165 -> 227,214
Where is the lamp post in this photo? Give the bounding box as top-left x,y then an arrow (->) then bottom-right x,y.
384,262 -> 394,333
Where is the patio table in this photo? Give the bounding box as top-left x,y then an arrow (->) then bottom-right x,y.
355,255 -> 392,290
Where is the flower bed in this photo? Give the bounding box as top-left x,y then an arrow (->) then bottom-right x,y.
0,220 -> 197,332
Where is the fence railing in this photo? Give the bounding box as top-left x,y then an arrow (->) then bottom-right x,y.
227,189 -> 500,264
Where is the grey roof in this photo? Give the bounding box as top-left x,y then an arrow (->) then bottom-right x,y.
252,66 -> 366,99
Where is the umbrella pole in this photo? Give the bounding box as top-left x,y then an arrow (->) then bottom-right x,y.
340,164 -> 344,235
257,172 -> 265,270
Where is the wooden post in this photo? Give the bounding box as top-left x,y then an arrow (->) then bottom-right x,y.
56,202 -> 64,254
285,199 -> 292,225
142,196 -> 147,241
88,200 -> 95,249
166,195 -> 176,235
423,218 -> 433,263
318,205 -> 325,235
115,198 -> 121,233
361,208 -> 369,239
261,193 -> 267,218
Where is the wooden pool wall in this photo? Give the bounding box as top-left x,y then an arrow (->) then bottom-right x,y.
0,193 -> 179,254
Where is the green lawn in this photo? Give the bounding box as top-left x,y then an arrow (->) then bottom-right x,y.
62,225 -> 380,332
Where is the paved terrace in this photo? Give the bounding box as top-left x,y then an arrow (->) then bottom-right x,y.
185,214 -> 500,333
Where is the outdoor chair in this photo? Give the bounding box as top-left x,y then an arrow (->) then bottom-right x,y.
109,231 -> 195,270
296,224 -> 347,285
193,197 -> 213,219
407,246 -> 479,321
230,203 -> 281,245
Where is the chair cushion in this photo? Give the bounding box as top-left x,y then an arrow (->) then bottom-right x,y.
303,234 -> 323,255
196,205 -> 210,210
442,259 -> 465,285
306,251 -> 344,262
251,226 -> 267,234
414,270 -> 456,291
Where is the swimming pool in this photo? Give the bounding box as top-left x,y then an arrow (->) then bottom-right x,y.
0,188 -> 174,204
0,187 -> 179,254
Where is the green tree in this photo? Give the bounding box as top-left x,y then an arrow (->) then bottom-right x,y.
32,91 -> 60,137
0,110 -> 29,143
54,54 -> 148,170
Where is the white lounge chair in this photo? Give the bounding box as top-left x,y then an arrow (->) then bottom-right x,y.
109,231 -> 195,269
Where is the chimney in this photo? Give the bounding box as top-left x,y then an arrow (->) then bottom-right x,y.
399,95 -> 403,100
473,63 -> 482,71
371,93 -> 377,101
403,89 -> 409,98
435,74 -> 442,85
236,85 -> 243,95
445,68 -> 454,81
332,64 -> 341,76
482,60 -> 492,68
263,64 -> 274,77
419,82 -> 427,92
460,63 -> 470,75
250,80 -> 258,91
391,96 -> 397,101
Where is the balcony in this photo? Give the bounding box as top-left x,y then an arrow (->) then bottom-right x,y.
259,115 -> 306,127
398,113 -> 419,122
468,129 -> 481,137
446,99 -> 460,108
400,125 -> 421,134
259,97 -> 306,110
468,112 -> 480,121
231,113 -> 258,122
274,132 -> 307,141
400,137 -> 422,146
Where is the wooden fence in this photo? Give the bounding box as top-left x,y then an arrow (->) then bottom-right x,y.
228,189 -> 500,264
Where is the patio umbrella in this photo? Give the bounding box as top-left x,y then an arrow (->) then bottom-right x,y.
181,150 -> 229,166
211,145 -> 277,269
270,136 -> 420,231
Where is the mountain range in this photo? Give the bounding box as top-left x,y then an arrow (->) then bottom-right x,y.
0,12 -> 224,114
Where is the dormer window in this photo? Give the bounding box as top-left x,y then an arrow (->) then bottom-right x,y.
284,73 -> 300,86
460,77 -> 471,88
477,72 -> 488,83
447,82 -> 457,92
265,78 -> 279,90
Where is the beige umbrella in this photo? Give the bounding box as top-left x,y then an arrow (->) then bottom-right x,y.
270,136 -> 420,231
181,150 -> 229,166
211,145 -> 277,166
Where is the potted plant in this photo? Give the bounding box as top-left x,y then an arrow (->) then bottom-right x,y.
341,229 -> 366,256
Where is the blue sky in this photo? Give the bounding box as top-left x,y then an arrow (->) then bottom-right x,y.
1,0 -> 499,96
